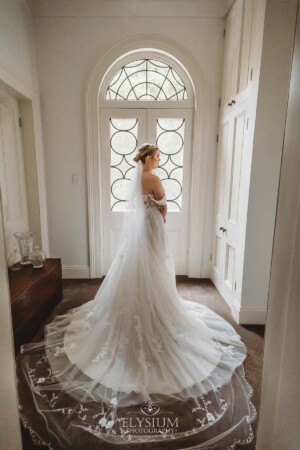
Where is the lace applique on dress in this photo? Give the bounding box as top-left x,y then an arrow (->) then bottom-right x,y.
16,159 -> 257,449
142,193 -> 167,209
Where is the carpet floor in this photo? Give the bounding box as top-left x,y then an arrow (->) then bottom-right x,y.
20,277 -> 265,450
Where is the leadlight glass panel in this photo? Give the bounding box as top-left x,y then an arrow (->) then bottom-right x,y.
106,59 -> 188,101
109,117 -> 185,212
156,118 -> 185,212
110,118 -> 137,211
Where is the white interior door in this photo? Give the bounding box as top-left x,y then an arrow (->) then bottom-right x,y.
212,103 -> 248,305
100,108 -> 192,275
212,116 -> 231,289
0,96 -> 29,258
221,105 -> 248,302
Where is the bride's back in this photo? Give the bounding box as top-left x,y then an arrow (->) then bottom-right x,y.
141,172 -> 156,196
141,172 -> 165,201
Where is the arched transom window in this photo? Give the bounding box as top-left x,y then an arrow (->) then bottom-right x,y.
106,59 -> 188,101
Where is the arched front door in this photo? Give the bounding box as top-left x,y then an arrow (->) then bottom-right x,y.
99,56 -> 195,276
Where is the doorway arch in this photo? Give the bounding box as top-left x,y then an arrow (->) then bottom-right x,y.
85,34 -> 210,278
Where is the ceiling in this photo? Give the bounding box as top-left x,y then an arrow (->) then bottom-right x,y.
26,0 -> 235,18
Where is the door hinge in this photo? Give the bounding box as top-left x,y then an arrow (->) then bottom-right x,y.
223,28 -> 226,39
247,117 -> 249,129
19,117 -> 22,128
250,68 -> 253,81
216,134 -> 219,143
210,253 -> 212,261
219,98 -> 221,108
235,281 -> 237,290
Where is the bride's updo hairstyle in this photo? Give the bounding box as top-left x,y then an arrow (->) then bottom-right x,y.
133,143 -> 159,164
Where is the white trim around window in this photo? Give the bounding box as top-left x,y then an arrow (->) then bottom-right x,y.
85,34 -> 212,278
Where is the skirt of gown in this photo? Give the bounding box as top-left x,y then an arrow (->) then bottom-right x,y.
16,194 -> 257,449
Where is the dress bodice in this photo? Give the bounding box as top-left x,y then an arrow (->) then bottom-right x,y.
142,193 -> 167,209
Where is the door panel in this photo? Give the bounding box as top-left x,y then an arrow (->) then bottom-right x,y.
212,103 -> 248,304
100,108 -> 192,275
222,2 -> 237,107
212,116 -> 231,288
100,109 -> 147,273
237,0 -> 254,94
222,107 -> 247,301
148,109 -> 192,274
227,111 -> 246,225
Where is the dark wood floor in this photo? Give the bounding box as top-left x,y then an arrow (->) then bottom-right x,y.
20,277 -> 265,450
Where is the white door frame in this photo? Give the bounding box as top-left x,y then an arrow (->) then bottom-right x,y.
85,35 -> 213,278
0,96 -> 30,254
0,68 -> 49,257
0,60 -> 48,449
100,107 -> 193,275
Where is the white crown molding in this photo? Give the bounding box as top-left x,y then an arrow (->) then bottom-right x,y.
31,0 -> 234,19
0,62 -> 36,99
85,33 -> 213,278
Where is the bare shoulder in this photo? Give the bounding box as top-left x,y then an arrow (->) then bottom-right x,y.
150,173 -> 162,184
149,174 -> 163,191
142,172 -> 161,185
151,174 -> 164,199
141,172 -> 164,198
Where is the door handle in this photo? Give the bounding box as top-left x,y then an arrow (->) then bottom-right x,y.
231,100 -> 236,104
219,227 -> 227,232
227,102 -> 232,106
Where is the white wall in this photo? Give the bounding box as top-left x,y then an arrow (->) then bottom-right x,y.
257,2 -> 300,448
0,198 -> 22,450
0,0 -> 48,256
240,0 -> 297,314
0,0 -> 38,90
0,1 -> 39,448
33,1 -> 226,274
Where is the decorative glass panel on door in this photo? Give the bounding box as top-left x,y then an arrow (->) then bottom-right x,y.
109,118 -> 138,211
156,118 -> 185,211
101,108 -> 191,275
106,59 -> 188,101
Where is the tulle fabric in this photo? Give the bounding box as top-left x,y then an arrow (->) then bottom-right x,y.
16,160 -> 256,449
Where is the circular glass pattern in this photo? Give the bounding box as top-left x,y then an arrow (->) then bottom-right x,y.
109,117 -> 186,212
110,118 -> 137,210
156,118 -> 185,211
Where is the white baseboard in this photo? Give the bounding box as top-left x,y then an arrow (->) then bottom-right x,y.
210,277 -> 267,325
231,297 -> 267,325
62,265 -> 90,279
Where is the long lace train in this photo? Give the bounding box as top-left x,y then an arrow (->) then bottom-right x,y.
16,161 -> 257,449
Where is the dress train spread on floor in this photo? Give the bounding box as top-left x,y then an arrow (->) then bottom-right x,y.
16,160 -> 256,449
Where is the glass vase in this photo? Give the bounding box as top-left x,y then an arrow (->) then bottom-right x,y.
29,246 -> 47,269
13,231 -> 36,265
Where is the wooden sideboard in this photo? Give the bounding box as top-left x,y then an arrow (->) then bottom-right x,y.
8,258 -> 63,355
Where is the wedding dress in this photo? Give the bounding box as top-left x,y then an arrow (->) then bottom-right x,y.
16,160 -> 256,449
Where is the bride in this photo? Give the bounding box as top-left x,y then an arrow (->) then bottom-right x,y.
17,143 -> 256,449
